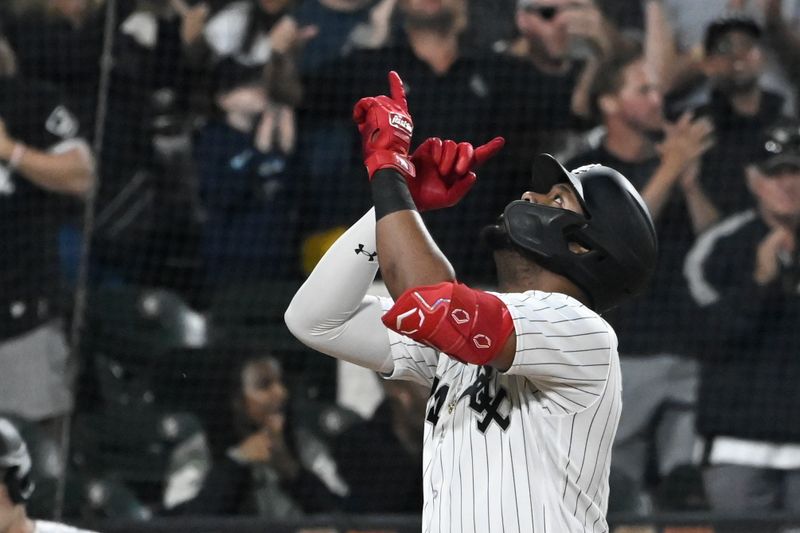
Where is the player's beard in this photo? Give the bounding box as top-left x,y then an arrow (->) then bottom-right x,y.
482,215 -> 551,288
480,213 -> 513,253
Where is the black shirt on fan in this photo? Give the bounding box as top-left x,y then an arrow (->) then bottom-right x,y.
566,145 -> 699,356
300,42 -> 580,282
0,77 -> 82,337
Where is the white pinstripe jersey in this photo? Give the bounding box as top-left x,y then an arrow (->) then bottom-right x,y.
380,290 -> 622,533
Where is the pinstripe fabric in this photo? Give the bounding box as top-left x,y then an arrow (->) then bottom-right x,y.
382,291 -> 621,533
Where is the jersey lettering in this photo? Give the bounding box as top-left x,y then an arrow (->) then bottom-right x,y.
426,377 -> 450,426
460,367 -> 510,432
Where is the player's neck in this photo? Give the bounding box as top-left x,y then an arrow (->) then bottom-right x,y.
494,249 -> 589,304
3,508 -> 34,533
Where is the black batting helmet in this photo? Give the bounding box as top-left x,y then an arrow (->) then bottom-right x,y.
0,418 -> 34,504
501,154 -> 657,312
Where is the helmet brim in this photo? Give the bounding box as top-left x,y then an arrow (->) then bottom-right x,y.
531,154 -> 588,214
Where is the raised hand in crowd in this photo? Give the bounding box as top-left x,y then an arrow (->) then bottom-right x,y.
657,112 -> 716,178
174,0 -> 210,46
679,160 -> 721,233
642,111 -> 716,225
269,15 -> 319,56
560,0 -> 614,59
754,225 -> 796,286
233,411 -> 301,478
350,0 -> 398,49
0,117 -> 17,161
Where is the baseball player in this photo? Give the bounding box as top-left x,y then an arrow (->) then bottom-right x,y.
0,418 -> 97,533
285,72 -> 657,532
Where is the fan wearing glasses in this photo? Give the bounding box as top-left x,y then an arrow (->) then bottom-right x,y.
503,0 -> 633,118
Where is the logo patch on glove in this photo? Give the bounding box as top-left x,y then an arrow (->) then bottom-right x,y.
389,113 -> 413,135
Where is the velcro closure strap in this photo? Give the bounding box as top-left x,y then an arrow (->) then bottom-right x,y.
365,151 -> 415,180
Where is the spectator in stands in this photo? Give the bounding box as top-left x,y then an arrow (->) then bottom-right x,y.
3,0 -> 105,134
466,0 -> 516,51
0,418 -> 98,533
184,0 -> 298,68
0,36 -> 95,445
641,0 -> 799,115
193,59 -> 300,283
179,355 -> 342,517
757,0 -> 800,96
274,0 -> 396,74
300,0 -> 602,281
683,117 -> 800,532
497,0 -> 632,120
87,0 -> 206,303
566,47 -> 717,511
692,15 -> 788,217
333,377 -> 426,513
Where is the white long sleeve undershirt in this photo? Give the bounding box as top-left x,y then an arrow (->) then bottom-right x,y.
284,208 -> 395,373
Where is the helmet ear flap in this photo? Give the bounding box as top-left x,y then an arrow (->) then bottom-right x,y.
3,465 -> 32,505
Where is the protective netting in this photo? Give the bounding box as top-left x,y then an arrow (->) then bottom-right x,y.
0,0 -> 798,529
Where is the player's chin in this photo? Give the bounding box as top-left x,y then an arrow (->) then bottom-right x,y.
480,215 -> 512,252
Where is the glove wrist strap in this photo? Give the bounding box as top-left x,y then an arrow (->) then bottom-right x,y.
365,151 -> 415,180
371,169 -> 417,220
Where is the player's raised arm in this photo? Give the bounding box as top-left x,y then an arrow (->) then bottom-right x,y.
353,71 -> 504,298
284,208 -> 396,373
353,71 -> 515,369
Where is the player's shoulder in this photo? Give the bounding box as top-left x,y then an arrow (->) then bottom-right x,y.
34,520 -> 99,533
493,290 -> 609,328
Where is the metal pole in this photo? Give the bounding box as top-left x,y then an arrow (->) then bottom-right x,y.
55,0 -> 118,520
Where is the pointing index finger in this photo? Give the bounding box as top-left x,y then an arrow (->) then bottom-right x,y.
473,136 -> 505,167
388,71 -> 409,113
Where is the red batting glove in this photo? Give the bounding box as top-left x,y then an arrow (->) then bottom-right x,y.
408,136 -> 505,211
352,71 -> 415,180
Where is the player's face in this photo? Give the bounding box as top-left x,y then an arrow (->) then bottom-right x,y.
482,178 -> 588,254
750,164 -> 800,221
521,182 -> 585,215
515,0 -> 586,62
704,31 -> 763,95
241,360 -> 288,425
610,60 -> 664,133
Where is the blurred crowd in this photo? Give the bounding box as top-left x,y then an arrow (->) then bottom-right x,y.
0,0 -> 798,529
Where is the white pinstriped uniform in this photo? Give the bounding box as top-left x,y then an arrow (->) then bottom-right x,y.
380,290 -> 622,533
34,521 -> 98,533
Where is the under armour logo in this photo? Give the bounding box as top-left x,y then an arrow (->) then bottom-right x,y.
354,244 -> 377,261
